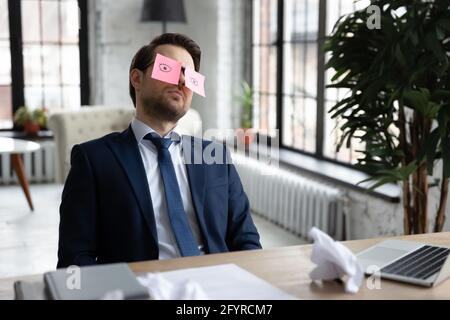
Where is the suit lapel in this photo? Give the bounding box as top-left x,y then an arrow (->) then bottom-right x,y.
106,126 -> 158,245
182,135 -> 209,252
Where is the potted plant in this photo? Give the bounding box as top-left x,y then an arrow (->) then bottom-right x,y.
14,106 -> 48,135
235,80 -> 255,145
325,0 -> 450,234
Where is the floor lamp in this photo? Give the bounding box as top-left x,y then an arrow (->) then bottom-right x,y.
140,0 -> 187,33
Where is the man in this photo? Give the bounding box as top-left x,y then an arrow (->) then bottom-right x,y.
57,33 -> 261,268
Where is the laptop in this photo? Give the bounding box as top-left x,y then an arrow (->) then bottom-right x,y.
356,239 -> 450,287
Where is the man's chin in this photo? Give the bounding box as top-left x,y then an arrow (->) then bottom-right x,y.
161,103 -> 188,122
141,97 -> 188,122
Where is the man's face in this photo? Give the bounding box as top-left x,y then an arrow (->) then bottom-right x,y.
136,44 -> 195,122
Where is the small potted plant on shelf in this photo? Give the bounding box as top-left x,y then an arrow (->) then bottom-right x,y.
235,80 -> 255,146
13,106 -> 48,136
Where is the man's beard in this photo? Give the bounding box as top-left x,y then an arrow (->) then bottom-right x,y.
141,94 -> 187,123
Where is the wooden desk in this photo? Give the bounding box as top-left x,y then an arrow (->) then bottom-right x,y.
1,232 -> 450,300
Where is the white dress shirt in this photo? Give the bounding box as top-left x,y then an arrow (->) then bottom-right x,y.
131,117 -> 205,259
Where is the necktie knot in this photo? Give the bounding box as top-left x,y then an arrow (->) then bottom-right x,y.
144,134 -> 172,151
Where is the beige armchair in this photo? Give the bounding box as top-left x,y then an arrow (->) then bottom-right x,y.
48,106 -> 202,183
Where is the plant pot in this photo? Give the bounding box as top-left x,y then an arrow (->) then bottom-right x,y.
24,121 -> 40,136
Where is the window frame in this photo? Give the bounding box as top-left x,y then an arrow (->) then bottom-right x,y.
2,0 -> 89,131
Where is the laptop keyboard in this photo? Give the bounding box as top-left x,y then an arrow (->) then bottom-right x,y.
380,245 -> 450,280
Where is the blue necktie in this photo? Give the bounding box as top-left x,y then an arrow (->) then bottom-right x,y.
144,133 -> 201,257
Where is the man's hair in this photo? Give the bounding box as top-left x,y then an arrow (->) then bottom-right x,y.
129,33 -> 201,107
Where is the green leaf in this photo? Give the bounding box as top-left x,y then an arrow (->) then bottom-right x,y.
386,89 -> 400,108
436,27 -> 446,41
418,128 -> 441,175
403,89 -> 429,114
395,43 -> 407,68
424,31 -> 446,62
423,102 -> 441,119
331,68 -> 349,82
330,101 -> 359,119
408,31 -> 419,46
437,108 -> 450,137
437,19 -> 450,32
358,175 -> 399,191
398,161 -> 418,179
431,90 -> 450,102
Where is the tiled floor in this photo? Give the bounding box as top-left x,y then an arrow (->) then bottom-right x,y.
0,184 -> 305,278
0,184 -> 61,278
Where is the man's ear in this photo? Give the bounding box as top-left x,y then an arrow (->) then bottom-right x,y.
130,69 -> 143,91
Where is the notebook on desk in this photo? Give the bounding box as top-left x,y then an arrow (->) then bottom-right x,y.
43,263 -> 149,300
15,263 -> 149,300
14,281 -> 47,300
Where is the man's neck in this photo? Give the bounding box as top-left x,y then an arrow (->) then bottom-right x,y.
135,112 -> 176,137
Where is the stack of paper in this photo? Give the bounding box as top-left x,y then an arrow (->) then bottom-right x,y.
138,264 -> 296,300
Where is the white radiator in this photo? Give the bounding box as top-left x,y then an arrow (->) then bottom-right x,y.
233,153 -> 348,241
0,140 -> 56,184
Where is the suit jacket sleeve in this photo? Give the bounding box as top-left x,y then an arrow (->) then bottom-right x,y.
225,148 -> 262,251
57,144 -> 98,268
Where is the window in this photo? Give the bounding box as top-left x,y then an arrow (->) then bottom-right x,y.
0,0 -> 12,129
282,0 -> 318,154
252,0 -> 278,134
0,0 -> 88,130
252,0 -> 368,164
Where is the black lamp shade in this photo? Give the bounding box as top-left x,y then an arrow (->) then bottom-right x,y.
141,0 -> 187,23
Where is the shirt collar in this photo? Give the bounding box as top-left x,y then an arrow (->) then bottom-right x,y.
131,117 -> 181,143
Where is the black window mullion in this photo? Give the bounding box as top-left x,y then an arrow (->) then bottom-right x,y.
315,0 -> 327,159
78,0 -> 90,105
245,0 -> 253,87
276,0 -> 283,142
8,0 -> 25,130
38,0 -> 45,108
290,0 -> 297,147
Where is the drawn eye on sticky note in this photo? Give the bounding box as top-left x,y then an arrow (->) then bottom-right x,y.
151,53 -> 181,85
185,67 -> 206,97
189,77 -> 199,87
159,63 -> 172,73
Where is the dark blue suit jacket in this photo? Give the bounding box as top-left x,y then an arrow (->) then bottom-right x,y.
57,126 -> 261,268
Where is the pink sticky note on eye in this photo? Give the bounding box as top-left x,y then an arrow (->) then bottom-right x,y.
151,53 -> 182,85
185,67 -> 206,97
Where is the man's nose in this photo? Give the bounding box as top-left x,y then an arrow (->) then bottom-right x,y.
178,69 -> 186,89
